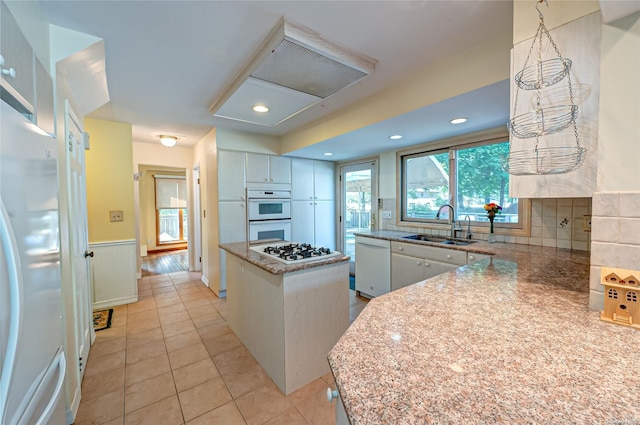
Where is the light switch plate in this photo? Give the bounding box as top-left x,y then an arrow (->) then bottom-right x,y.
110,210 -> 124,222
382,210 -> 392,219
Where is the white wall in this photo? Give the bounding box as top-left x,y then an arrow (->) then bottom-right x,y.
216,127 -> 281,153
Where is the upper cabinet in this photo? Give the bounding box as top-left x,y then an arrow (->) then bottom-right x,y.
0,2 -> 35,111
246,153 -> 291,185
292,158 -> 334,200
218,150 -> 246,201
1,2 -> 54,135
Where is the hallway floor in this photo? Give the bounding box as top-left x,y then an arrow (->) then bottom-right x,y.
75,262 -> 368,424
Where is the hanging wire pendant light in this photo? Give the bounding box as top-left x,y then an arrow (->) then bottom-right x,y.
502,0 -> 586,176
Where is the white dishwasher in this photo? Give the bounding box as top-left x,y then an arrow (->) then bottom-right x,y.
355,236 -> 390,298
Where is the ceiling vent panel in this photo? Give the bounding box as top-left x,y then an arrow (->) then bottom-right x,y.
250,38 -> 368,99
209,17 -> 377,127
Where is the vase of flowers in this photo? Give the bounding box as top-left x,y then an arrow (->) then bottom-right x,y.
484,202 -> 502,243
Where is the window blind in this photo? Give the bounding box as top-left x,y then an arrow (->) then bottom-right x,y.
155,176 -> 187,209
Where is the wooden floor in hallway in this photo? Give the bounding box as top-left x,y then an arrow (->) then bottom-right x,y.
142,249 -> 189,276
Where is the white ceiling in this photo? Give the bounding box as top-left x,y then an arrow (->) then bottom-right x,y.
38,0 -> 514,160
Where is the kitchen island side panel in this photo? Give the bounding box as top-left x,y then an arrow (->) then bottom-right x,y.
225,253 -> 286,391
283,261 -> 350,393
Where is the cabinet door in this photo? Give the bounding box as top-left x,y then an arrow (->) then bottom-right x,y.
391,253 -> 426,291
0,2 -> 35,109
292,158 -> 314,200
291,200 -> 315,245
218,201 -> 246,243
218,150 -> 246,201
269,156 -> 291,184
313,160 -> 335,201
246,153 -> 269,183
314,200 -> 335,250
423,259 -> 458,280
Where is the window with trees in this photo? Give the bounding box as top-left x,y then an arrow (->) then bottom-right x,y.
401,140 -> 522,228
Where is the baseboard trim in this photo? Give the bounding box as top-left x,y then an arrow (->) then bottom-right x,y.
93,295 -> 138,310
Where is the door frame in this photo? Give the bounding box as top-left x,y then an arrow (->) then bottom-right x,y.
192,165 -> 202,272
338,158 -> 379,275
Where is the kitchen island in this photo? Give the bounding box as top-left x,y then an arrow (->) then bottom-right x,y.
220,241 -> 350,395
329,240 -> 640,424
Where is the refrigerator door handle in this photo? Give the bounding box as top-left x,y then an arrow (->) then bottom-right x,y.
0,201 -> 24,423
17,350 -> 66,425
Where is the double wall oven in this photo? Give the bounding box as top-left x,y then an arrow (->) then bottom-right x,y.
247,189 -> 291,241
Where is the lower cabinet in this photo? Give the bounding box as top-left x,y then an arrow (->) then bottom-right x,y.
391,253 -> 458,291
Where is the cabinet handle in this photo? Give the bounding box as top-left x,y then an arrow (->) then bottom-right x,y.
425,262 -> 430,267
447,254 -> 452,259
416,261 -> 421,265
327,388 -> 338,402
309,197 -> 313,200
2,67 -> 16,79
240,204 -> 245,207
309,202 -> 313,205
270,178 -> 274,182
398,246 -> 403,251
469,255 -> 475,261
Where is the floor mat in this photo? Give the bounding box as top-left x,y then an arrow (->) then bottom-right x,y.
93,308 -> 113,331
349,275 -> 355,291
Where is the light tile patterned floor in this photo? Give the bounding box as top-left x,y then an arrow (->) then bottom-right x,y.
75,270 -> 368,425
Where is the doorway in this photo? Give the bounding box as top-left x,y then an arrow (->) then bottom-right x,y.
339,160 -> 378,275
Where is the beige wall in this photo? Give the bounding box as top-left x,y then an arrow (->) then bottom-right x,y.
216,127 -> 280,153
84,118 -> 135,243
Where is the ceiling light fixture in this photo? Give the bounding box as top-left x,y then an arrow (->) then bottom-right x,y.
389,135 -> 402,140
159,135 -> 177,147
324,152 -> 333,156
450,117 -> 468,124
252,105 -> 269,113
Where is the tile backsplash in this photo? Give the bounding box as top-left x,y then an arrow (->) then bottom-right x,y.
589,191 -> 640,311
380,197 -> 592,250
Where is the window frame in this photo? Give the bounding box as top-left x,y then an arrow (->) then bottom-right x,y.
396,129 -> 530,237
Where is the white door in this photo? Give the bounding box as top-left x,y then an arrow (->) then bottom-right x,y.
340,161 -> 377,275
65,100 -> 92,378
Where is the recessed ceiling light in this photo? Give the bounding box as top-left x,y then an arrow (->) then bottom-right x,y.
450,117 -> 467,124
389,135 -> 402,140
324,152 -> 333,156
252,105 -> 269,113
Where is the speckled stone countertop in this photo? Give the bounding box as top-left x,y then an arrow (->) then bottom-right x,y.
219,241 -> 349,275
329,235 -> 640,424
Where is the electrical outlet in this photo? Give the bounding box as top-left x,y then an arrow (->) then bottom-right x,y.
110,210 -> 124,222
382,210 -> 392,219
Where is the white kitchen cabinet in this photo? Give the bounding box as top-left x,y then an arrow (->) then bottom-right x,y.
313,160 -> 335,201
291,199 -> 336,249
355,236 -> 390,298
390,241 -> 470,292
291,200 -> 315,244
246,153 -> 291,184
292,158 -> 314,200
0,2 -> 35,111
218,150 -> 246,201
291,158 -> 336,248
218,201 -> 246,243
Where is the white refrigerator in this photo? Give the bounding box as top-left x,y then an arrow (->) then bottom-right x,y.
1,99 -> 67,424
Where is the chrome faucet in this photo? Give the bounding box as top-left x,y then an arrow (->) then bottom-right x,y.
435,204 -> 458,239
464,215 -> 473,240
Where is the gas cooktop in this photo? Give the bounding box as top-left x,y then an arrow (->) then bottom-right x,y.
250,242 -> 342,264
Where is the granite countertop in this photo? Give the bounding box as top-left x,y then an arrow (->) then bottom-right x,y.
220,241 -> 350,275
329,237 -> 640,424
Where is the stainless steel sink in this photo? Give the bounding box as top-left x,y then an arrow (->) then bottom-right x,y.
402,234 -> 477,246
